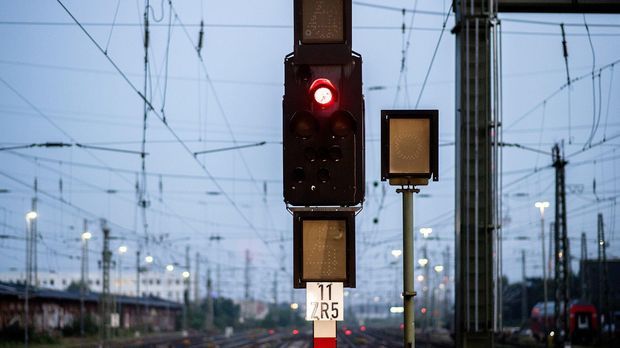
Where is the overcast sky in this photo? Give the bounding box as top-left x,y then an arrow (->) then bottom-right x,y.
0,0 -> 618,306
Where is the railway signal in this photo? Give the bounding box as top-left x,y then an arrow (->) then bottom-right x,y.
283,0 -> 364,207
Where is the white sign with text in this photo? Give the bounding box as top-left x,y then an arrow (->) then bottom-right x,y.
306,282 -> 344,321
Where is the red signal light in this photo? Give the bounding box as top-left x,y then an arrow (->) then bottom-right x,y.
421,307 -> 427,314
310,78 -> 337,106
360,325 -> 366,332
345,329 -> 352,336
292,329 -> 299,335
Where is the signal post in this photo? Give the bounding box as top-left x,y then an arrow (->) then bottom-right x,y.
282,1 -> 363,346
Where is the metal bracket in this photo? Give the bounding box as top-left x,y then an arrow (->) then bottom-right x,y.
402,291 -> 417,298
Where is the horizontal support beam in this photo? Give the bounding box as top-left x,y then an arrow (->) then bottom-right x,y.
498,0 -> 620,13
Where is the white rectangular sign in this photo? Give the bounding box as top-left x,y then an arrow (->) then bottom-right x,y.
306,282 -> 344,321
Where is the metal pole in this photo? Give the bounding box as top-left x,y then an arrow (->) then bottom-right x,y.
541,212 -> 548,347
25,216 -> 31,348
399,187 -> 417,348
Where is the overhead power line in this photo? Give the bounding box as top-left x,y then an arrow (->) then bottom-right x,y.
55,0 -> 282,265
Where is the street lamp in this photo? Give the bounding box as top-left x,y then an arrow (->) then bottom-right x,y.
534,201 -> 550,345
145,255 -> 153,264
391,249 -> 403,258
118,245 -> 128,254
81,231 -> 92,240
182,271 -> 190,279
25,211 -> 38,221
24,209 -> 38,347
418,258 -> 429,267
419,227 -> 433,239
166,264 -> 174,272
434,265 -> 444,273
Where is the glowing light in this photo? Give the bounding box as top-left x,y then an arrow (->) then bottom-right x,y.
434,265 -> 444,273
535,201 -> 550,216
360,325 -> 366,332
309,78 -> 336,106
182,271 -> 190,278
166,264 -> 174,272
390,306 -> 404,313
421,307 -> 427,314
118,245 -> 127,254
550,331 -> 555,337
145,255 -> 154,263
25,211 -> 38,221
419,227 -> 433,238
417,275 -> 425,282
418,258 -> 429,267
373,296 -> 380,302
345,330 -> 352,336
290,303 -> 299,310
81,232 -> 92,240
292,329 -> 299,335
391,249 -> 402,258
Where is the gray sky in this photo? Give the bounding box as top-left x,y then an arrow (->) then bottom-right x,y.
0,0 -> 618,304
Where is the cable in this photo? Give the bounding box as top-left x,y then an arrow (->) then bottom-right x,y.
505,58 -> 620,130
414,3 -> 453,108
104,0 -> 121,54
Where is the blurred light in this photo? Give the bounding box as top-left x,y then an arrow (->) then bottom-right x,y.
373,296 -> 380,302
550,331 -> 555,337
390,306 -> 404,313
360,325 -> 366,332
400,323 -> 404,330
344,291 -> 349,297
118,245 -> 128,254
391,249 -> 402,258
290,303 -> 299,310
421,307 -> 427,314
419,227 -> 432,238
182,271 -> 190,278
81,232 -> 92,240
434,265 -> 444,273
417,275 -> 425,282
25,211 -> 38,221
268,329 -> 275,335
418,258 -> 428,267
145,255 -> 154,264
292,329 -> 299,335
345,329 -> 352,336
439,283 -> 445,289
166,264 -> 174,272
535,201 -> 550,216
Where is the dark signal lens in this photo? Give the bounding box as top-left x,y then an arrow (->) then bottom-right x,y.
290,111 -> 318,139
330,110 -> 355,137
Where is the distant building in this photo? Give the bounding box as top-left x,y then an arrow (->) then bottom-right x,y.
0,281 -> 181,333
0,270 -> 188,303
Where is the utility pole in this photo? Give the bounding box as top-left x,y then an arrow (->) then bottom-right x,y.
100,220 -> 112,347
244,249 -> 251,301
552,143 -> 569,348
597,213 -> 611,345
32,180 -> 38,288
183,245 -> 190,334
453,0 -> 500,345
521,250 -> 527,325
135,249 -> 141,334
80,219 -> 89,337
580,232 -> 588,301
205,268 -> 214,331
195,252 -> 200,304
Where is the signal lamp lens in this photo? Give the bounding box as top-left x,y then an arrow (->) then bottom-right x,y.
290,111 -> 318,139
293,167 -> 305,183
329,146 -> 342,162
330,110 -> 355,137
310,78 -> 337,106
317,168 -> 330,183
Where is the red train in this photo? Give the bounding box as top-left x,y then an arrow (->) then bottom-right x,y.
530,300 -> 598,344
